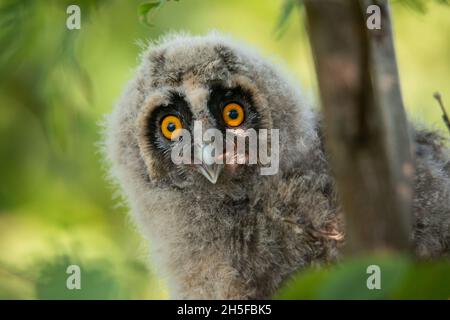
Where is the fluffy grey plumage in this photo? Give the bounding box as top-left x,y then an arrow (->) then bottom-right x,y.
104,33 -> 450,299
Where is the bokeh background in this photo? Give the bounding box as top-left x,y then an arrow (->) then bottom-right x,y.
0,0 -> 449,299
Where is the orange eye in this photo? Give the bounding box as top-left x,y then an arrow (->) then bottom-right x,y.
222,103 -> 244,127
160,115 -> 183,140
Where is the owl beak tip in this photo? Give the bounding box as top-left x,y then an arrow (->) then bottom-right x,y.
193,143 -> 223,184
196,163 -> 223,184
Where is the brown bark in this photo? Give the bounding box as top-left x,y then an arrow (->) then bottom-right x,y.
303,0 -> 413,253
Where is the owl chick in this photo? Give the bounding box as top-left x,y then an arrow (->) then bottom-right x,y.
104,33 -> 450,299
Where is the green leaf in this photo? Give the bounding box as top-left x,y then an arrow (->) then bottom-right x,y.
316,255 -> 410,299
138,0 -> 162,27
392,260 -> 450,299
274,0 -> 296,39
275,254 -> 450,300
274,266 -> 331,299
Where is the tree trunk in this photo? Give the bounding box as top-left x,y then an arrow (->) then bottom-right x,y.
303,0 -> 413,253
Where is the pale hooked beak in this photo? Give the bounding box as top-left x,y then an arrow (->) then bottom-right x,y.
196,162 -> 223,184
193,143 -> 223,184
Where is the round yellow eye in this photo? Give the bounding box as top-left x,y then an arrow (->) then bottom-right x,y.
223,103 -> 244,127
160,115 -> 183,140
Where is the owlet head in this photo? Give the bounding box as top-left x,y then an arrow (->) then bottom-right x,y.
107,33 -> 314,191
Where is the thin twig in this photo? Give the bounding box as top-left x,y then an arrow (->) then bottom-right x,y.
433,92 -> 450,134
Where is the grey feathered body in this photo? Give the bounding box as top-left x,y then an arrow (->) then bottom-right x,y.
104,33 -> 450,299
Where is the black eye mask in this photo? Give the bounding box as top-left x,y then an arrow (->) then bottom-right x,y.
146,92 -> 193,155
208,84 -> 261,132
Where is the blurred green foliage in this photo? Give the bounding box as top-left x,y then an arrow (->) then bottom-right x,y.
276,254 -> 450,299
0,0 -> 449,299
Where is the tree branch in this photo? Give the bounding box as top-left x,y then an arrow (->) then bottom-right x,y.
303,0 -> 413,253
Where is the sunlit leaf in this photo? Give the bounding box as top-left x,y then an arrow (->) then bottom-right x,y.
138,0 -> 162,27
274,0 -> 296,39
